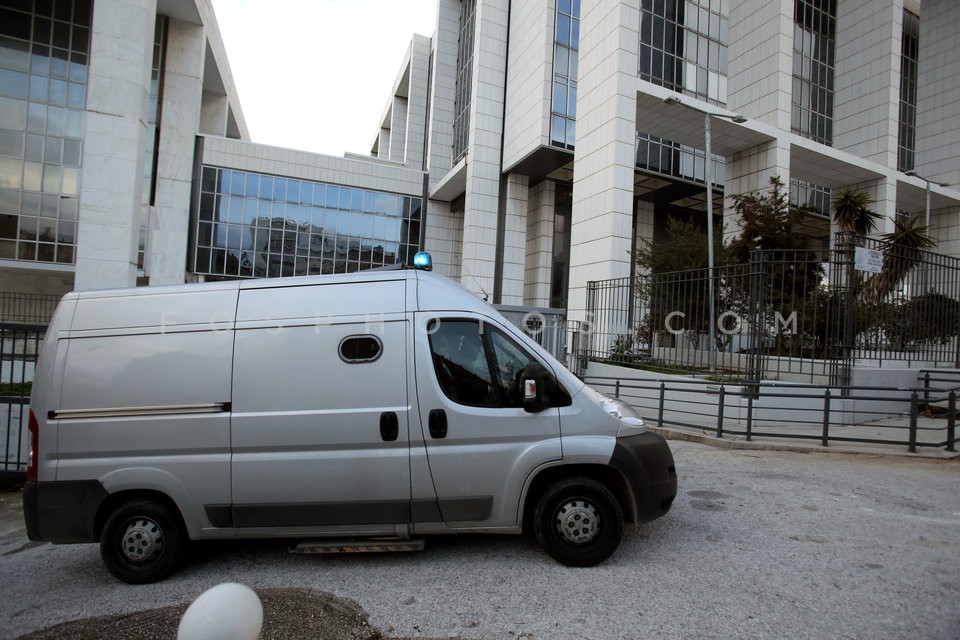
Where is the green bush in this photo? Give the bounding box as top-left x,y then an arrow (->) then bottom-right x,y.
0,381 -> 32,397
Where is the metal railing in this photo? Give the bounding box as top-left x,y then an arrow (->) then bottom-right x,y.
584,373 -> 958,453
585,235 -> 960,384
0,292 -> 61,325
495,304 -> 567,364
831,233 -> 960,370
1,324 -> 44,475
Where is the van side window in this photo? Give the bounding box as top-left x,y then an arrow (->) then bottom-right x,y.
338,335 -> 383,363
428,319 -> 536,408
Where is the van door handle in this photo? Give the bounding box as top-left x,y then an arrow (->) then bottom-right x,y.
380,412 -> 399,441
428,409 -> 447,439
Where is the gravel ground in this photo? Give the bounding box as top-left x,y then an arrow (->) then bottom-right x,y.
2,441 -> 959,640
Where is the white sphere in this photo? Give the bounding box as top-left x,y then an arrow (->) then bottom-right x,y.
177,582 -> 264,640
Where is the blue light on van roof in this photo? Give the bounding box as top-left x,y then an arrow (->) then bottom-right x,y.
412,252 -> 433,271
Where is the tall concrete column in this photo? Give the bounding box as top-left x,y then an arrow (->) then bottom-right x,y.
859,177 -> 899,235
75,0 -> 156,290
724,138 -> 792,243
833,0 -> 901,167
726,0 -> 794,129
525,181 -> 556,307
148,18 -> 204,285
915,0 -> 959,186
500,174 -> 528,305
403,35 -> 433,169
567,0 -> 640,323
424,201 -> 463,281
199,93 -> 228,136
459,0 -> 509,300
389,99 -> 408,161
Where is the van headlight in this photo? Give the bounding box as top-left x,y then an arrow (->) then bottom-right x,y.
597,393 -> 647,436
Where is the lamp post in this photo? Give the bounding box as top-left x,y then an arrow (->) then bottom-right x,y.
904,171 -> 950,294
905,170 -> 950,233
663,95 -> 747,372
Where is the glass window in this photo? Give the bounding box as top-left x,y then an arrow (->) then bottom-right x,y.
897,10 -> 919,172
338,335 -> 383,363
427,319 -> 537,409
193,166 -> 420,278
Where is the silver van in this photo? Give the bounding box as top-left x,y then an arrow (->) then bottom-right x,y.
23,256 -> 676,583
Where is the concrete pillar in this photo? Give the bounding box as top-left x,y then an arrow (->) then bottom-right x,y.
75,0 -> 156,291
726,0 -> 794,130
915,0 -> 959,186
833,0 -> 901,167
634,200 -> 654,274
500,174 -> 528,305
424,201 -> 463,281
148,18 -> 204,285
379,127 -> 391,160
525,181 -> 555,307
199,92 -> 228,136
426,0 -> 459,180
459,0 -> 509,300
856,177 -> 899,235
567,0 -> 639,322
724,138 -> 791,243
390,99 -> 408,161
404,35 -> 432,170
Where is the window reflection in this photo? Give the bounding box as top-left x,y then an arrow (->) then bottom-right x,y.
1,0 -> 90,264
195,165 -> 422,279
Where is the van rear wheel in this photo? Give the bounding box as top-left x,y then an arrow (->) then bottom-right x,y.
100,498 -> 184,584
533,478 -> 623,567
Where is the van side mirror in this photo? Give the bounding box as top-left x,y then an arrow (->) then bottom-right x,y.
521,363 -> 555,413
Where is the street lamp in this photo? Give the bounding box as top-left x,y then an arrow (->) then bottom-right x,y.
905,170 -> 950,293
905,170 -> 950,233
663,95 -> 747,372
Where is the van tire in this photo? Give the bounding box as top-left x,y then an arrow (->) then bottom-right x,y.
533,478 -> 623,567
100,498 -> 185,584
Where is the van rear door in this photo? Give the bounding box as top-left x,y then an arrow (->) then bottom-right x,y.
412,312 -> 562,528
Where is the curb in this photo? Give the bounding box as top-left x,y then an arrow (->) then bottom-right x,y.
649,425 -> 960,462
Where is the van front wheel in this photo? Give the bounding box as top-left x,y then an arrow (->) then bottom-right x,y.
100,499 -> 185,584
533,478 -> 623,567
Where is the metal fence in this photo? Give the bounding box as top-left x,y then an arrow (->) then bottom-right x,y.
584,233 -> 960,384
495,304 -> 567,364
1,323 -> 44,475
0,292 -> 60,325
831,232 -> 960,373
584,372 -> 958,453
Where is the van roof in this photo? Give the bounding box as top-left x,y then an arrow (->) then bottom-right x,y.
62,269 -> 495,317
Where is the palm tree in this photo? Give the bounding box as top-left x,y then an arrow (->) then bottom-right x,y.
831,188 -> 881,238
860,215 -> 936,303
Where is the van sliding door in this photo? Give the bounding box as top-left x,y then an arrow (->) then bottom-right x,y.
229,282 -> 411,532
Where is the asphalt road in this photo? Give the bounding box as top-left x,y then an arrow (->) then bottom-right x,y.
2,441 -> 959,640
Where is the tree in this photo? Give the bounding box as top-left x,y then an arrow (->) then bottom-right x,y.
860,215 -> 937,303
726,176 -> 812,262
633,215 -> 723,274
632,216 -> 726,351
725,176 -> 825,356
831,188 -> 881,237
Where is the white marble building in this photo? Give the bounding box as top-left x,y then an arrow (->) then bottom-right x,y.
1,0 -> 957,325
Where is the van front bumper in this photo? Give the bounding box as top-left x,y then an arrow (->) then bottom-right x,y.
610,432 -> 677,523
23,480 -> 107,543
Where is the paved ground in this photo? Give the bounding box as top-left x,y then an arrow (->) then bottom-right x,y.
2,440 -> 959,639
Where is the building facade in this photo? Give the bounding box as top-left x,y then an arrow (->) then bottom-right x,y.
1,0 -> 958,331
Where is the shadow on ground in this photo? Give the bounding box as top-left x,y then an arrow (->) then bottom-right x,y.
16,587 -> 455,640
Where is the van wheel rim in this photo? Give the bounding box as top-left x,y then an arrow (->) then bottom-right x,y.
554,498 -> 599,544
120,518 -> 163,563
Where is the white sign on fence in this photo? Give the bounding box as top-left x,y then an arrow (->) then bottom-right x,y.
854,247 -> 883,273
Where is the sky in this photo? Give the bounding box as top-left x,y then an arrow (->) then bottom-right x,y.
209,0 -> 437,158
